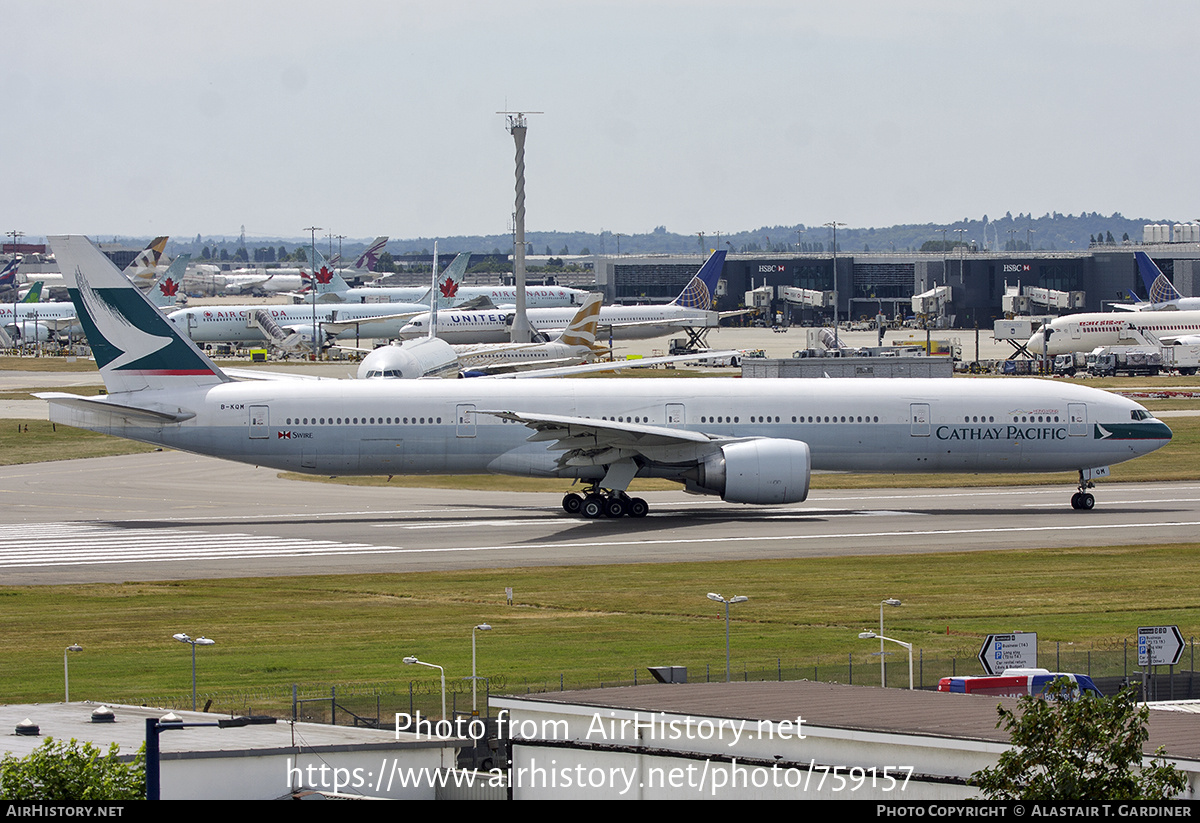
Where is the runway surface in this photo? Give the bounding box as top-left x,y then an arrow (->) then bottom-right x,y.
3,450 -> 1198,585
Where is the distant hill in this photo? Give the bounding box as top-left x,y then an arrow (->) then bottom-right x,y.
150,212 -> 1167,260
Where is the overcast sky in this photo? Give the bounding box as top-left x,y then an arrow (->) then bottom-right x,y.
7,1 -> 1197,242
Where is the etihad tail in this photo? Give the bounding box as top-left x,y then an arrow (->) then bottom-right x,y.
556,292 -> 604,348
49,236 -> 229,394
669,250 -> 726,310
1135,252 -> 1183,304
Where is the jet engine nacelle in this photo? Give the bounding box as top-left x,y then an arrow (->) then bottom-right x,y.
688,438 -> 811,505
357,337 -> 461,379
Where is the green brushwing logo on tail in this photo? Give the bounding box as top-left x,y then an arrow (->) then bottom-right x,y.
70,272 -> 216,376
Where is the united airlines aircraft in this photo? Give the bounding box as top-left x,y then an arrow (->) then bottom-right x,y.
40,236 -> 1172,517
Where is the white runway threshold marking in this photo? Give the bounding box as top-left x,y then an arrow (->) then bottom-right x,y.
0,523 -> 401,568
4,516 -> 1199,569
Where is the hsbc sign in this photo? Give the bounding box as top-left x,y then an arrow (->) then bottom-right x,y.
758,265 -> 786,273
1003,264 -> 1031,273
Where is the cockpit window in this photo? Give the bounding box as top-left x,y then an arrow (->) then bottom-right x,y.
1131,409 -> 1155,420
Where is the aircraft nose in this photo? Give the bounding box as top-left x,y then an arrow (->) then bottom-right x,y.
1027,331 -> 1044,351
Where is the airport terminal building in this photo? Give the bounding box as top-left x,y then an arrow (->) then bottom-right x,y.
589,243 -> 1200,329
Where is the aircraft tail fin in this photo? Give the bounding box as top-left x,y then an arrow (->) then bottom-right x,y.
556,293 -> 604,348
0,258 -> 18,291
1135,252 -> 1183,304
21,281 -> 44,303
669,250 -> 726,310
49,236 -> 229,394
148,254 -> 191,309
432,252 -> 472,307
125,236 -> 170,285
353,236 -> 389,272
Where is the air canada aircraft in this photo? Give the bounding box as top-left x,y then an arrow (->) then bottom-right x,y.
41,236 -> 1173,517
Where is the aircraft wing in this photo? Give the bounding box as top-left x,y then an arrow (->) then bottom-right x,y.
477,410 -> 719,470
488,350 -> 743,379
34,392 -> 196,424
221,368 -> 331,382
321,311 -> 424,335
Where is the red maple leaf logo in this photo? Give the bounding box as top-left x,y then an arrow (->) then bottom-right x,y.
440,276 -> 459,298
159,277 -> 179,297
313,266 -> 334,285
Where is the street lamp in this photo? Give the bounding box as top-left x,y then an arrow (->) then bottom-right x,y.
878,598 -> 901,687
405,656 -> 446,720
707,592 -> 748,682
471,624 -> 492,714
859,631 -> 913,690
64,644 -> 82,702
172,633 -> 215,711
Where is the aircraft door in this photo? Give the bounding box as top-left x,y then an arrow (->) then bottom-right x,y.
666,403 -> 686,427
457,404 -> 476,437
910,403 -> 930,436
1068,403 -> 1087,436
249,405 -> 269,439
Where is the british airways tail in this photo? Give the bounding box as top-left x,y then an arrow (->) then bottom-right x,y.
48,236 -> 228,394
669,250 -> 726,310
1135,251 -> 1184,304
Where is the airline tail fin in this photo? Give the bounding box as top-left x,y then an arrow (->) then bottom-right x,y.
0,258 -> 18,291
1135,251 -> 1183,304
556,293 -> 604,348
669,250 -> 726,310
125,236 -> 171,285
420,252 -> 472,307
21,281 -> 44,303
353,236 -> 389,272
148,253 -> 191,309
49,236 -> 229,394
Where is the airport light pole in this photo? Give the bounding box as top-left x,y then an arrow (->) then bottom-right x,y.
405,656 -> 446,720
859,631 -> 913,690
64,644 -> 82,702
304,226 -> 322,360
471,623 -> 492,714
825,221 -> 845,346
707,593 -> 748,682
877,599 -> 901,687
173,633 -> 215,711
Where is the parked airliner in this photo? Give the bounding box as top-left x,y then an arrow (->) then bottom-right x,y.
41,236 -> 1172,517
398,251 -> 731,343
1028,310 -> 1200,355
1114,252 -> 1200,312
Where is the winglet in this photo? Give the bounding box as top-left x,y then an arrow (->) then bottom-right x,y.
50,236 -> 229,394
670,250 -> 726,310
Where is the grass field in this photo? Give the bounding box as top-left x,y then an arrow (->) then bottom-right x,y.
3,542 -> 1197,709
4,368 -> 1200,712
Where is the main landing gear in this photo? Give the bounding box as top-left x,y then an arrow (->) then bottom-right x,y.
1071,470 -> 1096,510
562,488 -> 649,518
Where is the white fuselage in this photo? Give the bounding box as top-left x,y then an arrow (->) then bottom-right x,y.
0,301 -> 80,340
400,304 -> 717,343
323,284 -> 589,308
50,377 -> 1169,483
168,302 -> 427,344
1029,310 -> 1200,355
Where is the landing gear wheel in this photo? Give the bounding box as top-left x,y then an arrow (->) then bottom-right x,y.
1071,492 -> 1082,510
562,493 -> 583,514
627,497 -> 649,518
581,494 -> 605,519
1079,493 -> 1094,510
603,496 -> 627,518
